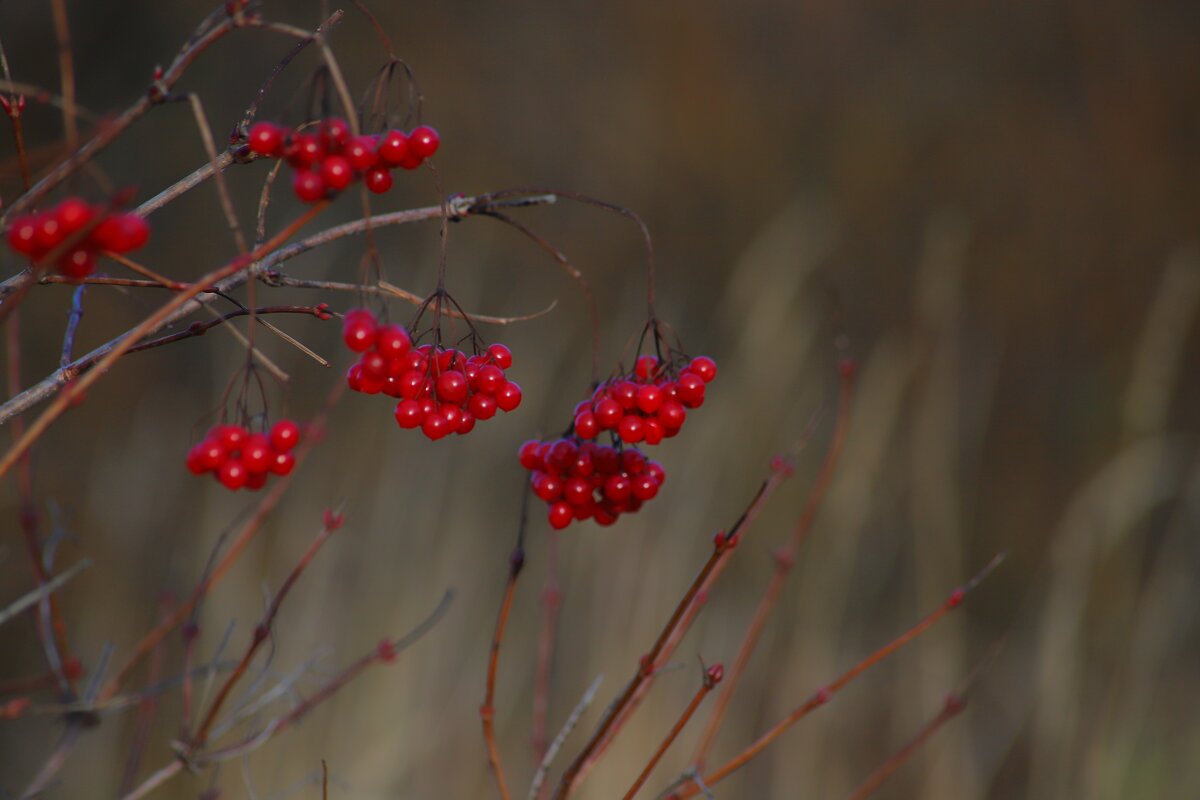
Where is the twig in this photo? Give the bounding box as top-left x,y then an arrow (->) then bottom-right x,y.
59,285 -> 87,367
119,596 -> 173,796
622,665 -> 723,800
482,491 -> 530,800
691,360 -> 856,767
49,0 -> 78,152
528,676 -> 604,800
531,531 -> 562,788
665,554 -> 1007,799
0,558 -> 89,629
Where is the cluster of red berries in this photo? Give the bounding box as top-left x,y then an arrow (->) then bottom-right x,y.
573,354 -> 717,445
520,437 -> 665,529
245,117 -> 440,203
342,308 -> 522,440
185,420 -> 301,491
5,198 -> 150,277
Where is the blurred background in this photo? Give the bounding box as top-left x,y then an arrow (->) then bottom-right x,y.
2,1 -> 1199,797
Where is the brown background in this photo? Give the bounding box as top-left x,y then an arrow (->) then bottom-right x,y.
2,1 -> 1199,798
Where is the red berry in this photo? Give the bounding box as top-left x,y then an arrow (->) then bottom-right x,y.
286,133 -> 323,168
186,445 -> 209,475
645,461 -> 666,485
636,384 -> 663,414
547,501 -> 573,530
469,392 -> 497,420
620,449 -> 646,474
594,398 -> 622,429
375,129 -> 410,166
398,150 -> 423,170
242,434 -> 273,473
375,325 -> 412,359
347,363 -> 366,392
474,364 -> 505,394
6,216 -> 38,255
604,475 -> 632,502
320,117 -> 351,152
342,309 -> 377,352
193,439 -> 226,472
495,381 -> 522,412
394,399 -> 424,429
519,440 -> 543,470
217,459 -> 248,490
292,169 -> 326,203
435,371 -> 469,405
635,354 -> 659,381
345,135 -> 378,171
643,417 -> 665,445
563,477 -> 592,506
270,450 -> 296,476
421,410 -> 450,440
359,351 -> 388,381
247,122 -> 286,156
409,125 -> 440,159
676,372 -> 706,408
486,343 -> 513,369
364,167 -> 393,194
269,420 -> 300,451
688,356 -> 717,383
532,472 -> 563,502
91,213 -> 150,253
618,414 -> 645,443
55,198 -> 95,235
612,381 -> 638,410
658,400 -> 686,431
456,410 -> 477,435
320,155 -> 354,191
574,411 -> 598,439
215,424 -> 249,451
399,370 -> 431,401
632,474 -> 659,501
245,470 -> 269,491
59,248 -> 95,278
34,213 -> 64,251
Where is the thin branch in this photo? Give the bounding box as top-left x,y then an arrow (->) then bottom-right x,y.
531,531 -> 563,788
622,665 -> 722,800
0,558 -> 89,629
49,0 -> 78,152
59,285 -> 87,367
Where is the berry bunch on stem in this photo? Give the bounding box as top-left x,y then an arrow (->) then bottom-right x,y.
520,437 -> 665,529
246,115 -> 440,202
186,419 -> 300,491
343,297 -> 521,440
5,197 -> 149,277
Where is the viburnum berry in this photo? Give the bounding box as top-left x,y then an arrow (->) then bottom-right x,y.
345,135 -> 378,171
572,353 -> 716,446
291,169 -> 326,203
247,121 -> 286,157
187,419 -> 303,491
364,167 -> 393,194
320,156 -> 354,191
375,129 -> 411,166
409,125 -> 441,159
342,309 -> 378,352
4,198 -> 148,278
519,436 -> 666,529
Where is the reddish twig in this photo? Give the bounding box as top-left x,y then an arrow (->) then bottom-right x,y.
531,531 -> 562,792
621,664 -> 723,800
190,507 -> 346,749
691,359 -> 856,767
846,693 -> 965,800
482,496 -> 529,800
119,597 -> 173,796
665,554 -> 1006,799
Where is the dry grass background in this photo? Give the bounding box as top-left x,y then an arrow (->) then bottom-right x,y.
2,1 -> 1199,798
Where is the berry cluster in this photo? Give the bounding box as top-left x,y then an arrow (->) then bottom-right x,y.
185,420 -> 301,491
573,354 -> 717,445
246,117 -> 440,203
5,198 -> 150,278
519,437 -> 665,530
341,308 -> 522,440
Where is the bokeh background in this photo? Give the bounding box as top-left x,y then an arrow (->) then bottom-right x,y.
2,1 -> 1199,798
